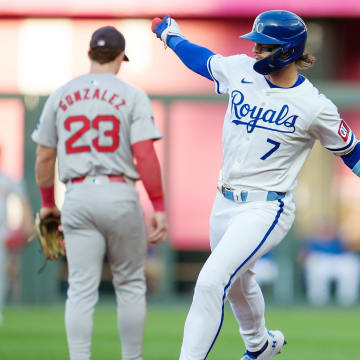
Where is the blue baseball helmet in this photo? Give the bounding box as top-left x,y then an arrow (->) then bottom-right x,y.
240,10 -> 307,75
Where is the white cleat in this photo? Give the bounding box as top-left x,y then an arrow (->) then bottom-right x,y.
240,330 -> 286,360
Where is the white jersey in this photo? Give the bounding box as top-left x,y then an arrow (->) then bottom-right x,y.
32,73 -> 162,183
208,54 -> 357,192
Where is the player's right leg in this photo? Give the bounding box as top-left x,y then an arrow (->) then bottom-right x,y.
227,268 -> 266,351
104,197 -> 147,360
228,272 -> 287,359
179,192 -> 295,360
61,190 -> 106,360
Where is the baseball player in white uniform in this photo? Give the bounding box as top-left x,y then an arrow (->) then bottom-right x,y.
32,26 -> 168,360
152,10 -> 360,360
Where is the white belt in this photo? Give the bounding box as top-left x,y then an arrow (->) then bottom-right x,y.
217,182 -> 286,203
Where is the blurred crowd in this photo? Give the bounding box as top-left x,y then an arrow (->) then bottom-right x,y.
254,217 -> 360,306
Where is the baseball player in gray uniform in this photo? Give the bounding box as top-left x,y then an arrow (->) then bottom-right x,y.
0,146 -> 33,325
152,10 -> 360,360
32,26 -> 168,360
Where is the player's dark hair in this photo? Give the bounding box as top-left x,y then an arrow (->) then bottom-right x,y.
88,47 -> 122,64
295,50 -> 316,70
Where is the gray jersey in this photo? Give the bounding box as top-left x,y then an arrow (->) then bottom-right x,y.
32,74 -> 162,182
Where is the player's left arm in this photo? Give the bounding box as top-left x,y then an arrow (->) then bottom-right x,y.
32,92 -> 61,218
152,16 -> 215,80
35,145 -> 56,188
35,145 -> 60,218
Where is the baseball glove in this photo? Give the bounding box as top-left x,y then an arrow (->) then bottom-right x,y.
30,213 -> 65,260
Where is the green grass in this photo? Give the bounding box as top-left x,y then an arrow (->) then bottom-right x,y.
0,303 -> 359,359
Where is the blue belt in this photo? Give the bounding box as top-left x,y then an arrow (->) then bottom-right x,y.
219,185 -> 286,203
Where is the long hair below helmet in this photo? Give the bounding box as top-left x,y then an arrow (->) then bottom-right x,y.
240,10 -> 307,75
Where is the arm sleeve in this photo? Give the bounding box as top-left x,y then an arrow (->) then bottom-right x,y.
31,93 -> 58,148
308,99 -> 356,156
341,141 -> 360,176
168,37 -> 215,81
168,36 -> 250,95
130,91 -> 162,144
132,140 -> 165,211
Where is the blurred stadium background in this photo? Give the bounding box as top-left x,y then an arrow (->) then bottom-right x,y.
1,0 -> 360,358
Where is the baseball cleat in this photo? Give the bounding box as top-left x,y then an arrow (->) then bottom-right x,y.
240,330 -> 286,360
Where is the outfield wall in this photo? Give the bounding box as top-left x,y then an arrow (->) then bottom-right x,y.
0,15 -> 359,304
2,85 -> 359,304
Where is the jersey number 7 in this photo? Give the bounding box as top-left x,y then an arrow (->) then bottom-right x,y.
260,138 -> 280,160
64,115 -> 120,154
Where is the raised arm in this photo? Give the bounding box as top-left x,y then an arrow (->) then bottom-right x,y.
151,16 -> 215,81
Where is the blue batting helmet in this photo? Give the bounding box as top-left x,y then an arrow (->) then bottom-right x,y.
240,10 -> 307,75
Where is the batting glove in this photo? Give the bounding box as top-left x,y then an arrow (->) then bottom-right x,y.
153,15 -> 186,49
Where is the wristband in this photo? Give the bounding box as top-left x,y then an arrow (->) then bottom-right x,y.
39,186 -> 56,208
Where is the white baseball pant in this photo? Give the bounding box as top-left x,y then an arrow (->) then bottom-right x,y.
179,191 -> 295,360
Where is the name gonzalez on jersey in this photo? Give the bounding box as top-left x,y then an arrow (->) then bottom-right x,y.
58,87 -> 126,112
230,90 -> 298,134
